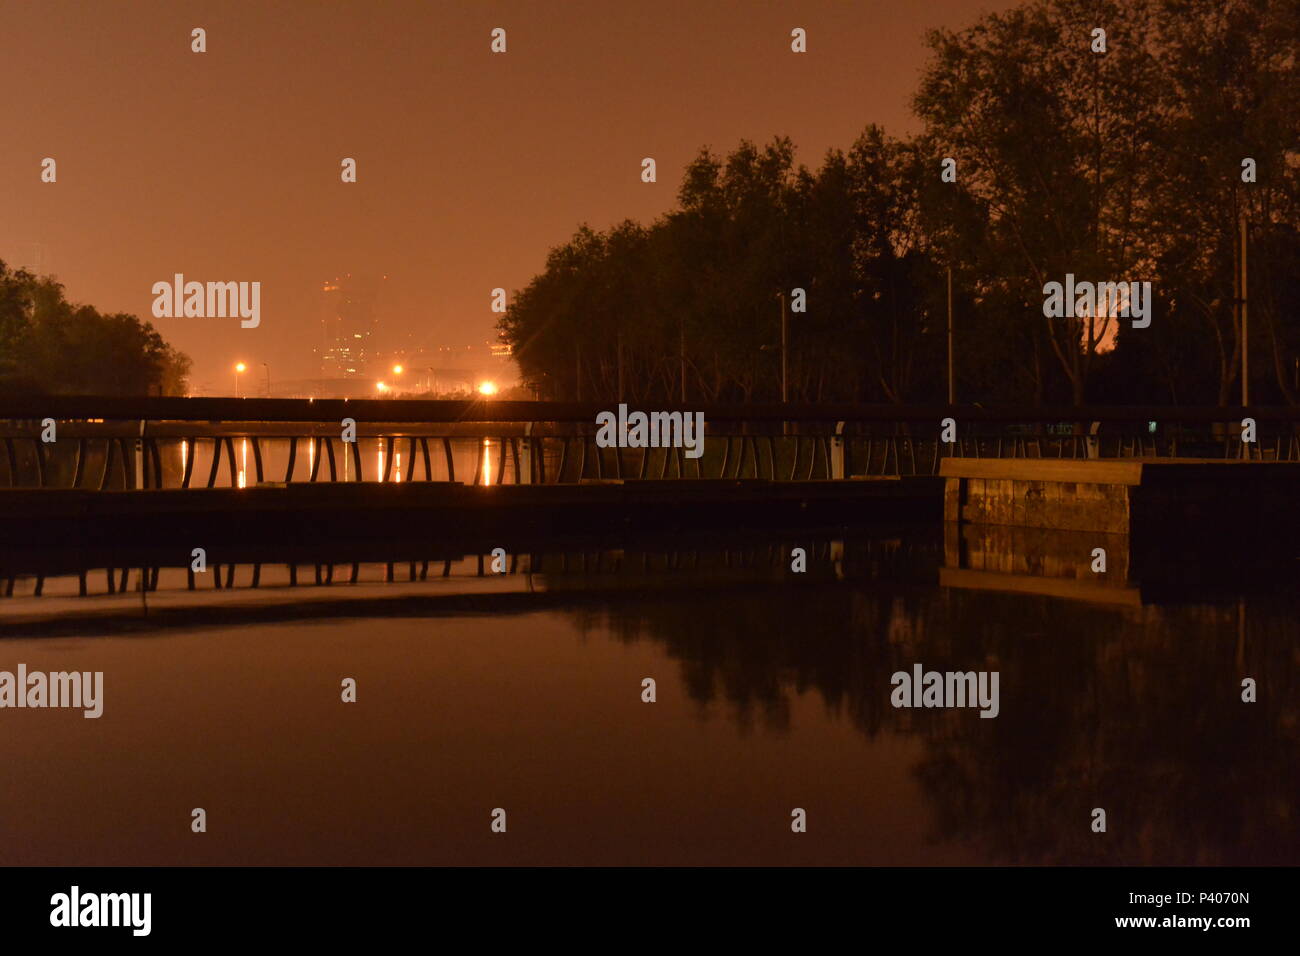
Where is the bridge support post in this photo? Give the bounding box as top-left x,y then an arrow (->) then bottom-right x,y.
519,423 -> 534,484
830,421 -> 846,479
831,538 -> 845,580
135,421 -> 146,489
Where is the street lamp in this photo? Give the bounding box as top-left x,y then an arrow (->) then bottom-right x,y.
777,291 -> 788,403
234,362 -> 247,398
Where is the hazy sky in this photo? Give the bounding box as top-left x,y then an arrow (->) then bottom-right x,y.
2,0 -> 1011,392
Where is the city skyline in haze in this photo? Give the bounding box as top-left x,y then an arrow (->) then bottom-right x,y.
1,0 -> 1012,392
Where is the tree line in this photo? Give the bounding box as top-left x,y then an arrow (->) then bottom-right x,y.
0,261 -> 190,396
499,0 -> 1299,406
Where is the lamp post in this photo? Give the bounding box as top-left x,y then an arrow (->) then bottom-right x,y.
947,266 -> 955,405
234,362 -> 246,398
262,362 -> 270,398
778,291 -> 788,403
1240,214 -> 1249,408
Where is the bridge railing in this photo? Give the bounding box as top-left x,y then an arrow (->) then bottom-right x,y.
1,397 -> 1297,489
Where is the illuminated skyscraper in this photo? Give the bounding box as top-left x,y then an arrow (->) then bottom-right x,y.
317,274 -> 383,378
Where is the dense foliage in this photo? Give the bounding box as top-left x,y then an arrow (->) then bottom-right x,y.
500,0 -> 1299,405
0,261 -> 190,396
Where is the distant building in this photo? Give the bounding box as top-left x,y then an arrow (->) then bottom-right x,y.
316,274 -> 384,378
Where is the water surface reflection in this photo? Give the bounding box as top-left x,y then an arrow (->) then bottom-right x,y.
0,531 -> 1294,865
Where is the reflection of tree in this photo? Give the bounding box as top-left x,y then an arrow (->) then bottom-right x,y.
566,550 -> 1300,864
916,595 -> 1300,865
562,537 -> 939,737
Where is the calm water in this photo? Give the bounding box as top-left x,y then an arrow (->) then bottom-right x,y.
1,532 -> 1296,866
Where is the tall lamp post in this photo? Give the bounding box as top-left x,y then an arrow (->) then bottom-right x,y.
778,291 -> 788,403
1240,214 -> 1249,408
234,362 -> 246,398
262,362 -> 271,398
947,266 -> 955,405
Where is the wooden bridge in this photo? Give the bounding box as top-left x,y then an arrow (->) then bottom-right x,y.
1,397 -> 1297,602
1,396 -> 1297,491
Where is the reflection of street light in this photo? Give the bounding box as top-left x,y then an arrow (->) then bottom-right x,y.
478,381 -> 498,396
234,362 -> 247,397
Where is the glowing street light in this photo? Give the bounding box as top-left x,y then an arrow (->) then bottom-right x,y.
478,381 -> 498,396
392,364 -> 404,375
234,362 -> 247,397
376,381 -> 388,394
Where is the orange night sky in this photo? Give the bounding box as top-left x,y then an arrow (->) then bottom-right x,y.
1,0 -> 1013,392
